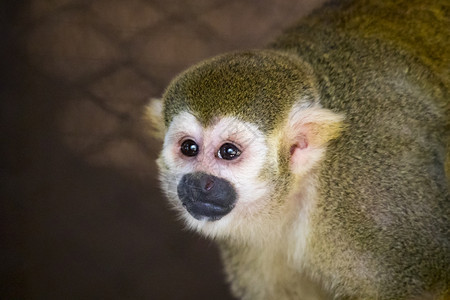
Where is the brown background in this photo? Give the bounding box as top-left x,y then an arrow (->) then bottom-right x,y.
2,0 -> 325,299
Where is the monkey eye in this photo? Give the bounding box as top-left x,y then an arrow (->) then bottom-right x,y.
217,143 -> 241,160
180,139 -> 199,157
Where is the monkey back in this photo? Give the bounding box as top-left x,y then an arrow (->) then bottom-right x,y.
270,0 -> 450,297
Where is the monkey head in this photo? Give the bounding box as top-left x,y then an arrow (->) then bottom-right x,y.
148,50 -> 344,241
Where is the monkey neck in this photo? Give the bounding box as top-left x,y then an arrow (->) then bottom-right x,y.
225,170 -> 318,259
218,173 -> 325,299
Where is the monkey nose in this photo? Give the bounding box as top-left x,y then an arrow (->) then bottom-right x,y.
203,178 -> 215,191
177,172 -> 237,221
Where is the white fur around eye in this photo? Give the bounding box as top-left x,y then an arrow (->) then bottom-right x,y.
162,112 -> 203,173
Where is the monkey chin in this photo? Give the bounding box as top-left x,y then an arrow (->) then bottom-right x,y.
175,193 -> 274,242
178,207 -> 236,240
183,204 -> 233,222
176,189 -> 291,244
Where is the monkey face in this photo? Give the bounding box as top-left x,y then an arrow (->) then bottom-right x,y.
157,111 -> 278,237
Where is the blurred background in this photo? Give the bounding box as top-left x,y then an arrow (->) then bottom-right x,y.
1,0 -> 325,298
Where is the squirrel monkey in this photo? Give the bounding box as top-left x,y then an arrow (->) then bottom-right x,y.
147,0 -> 450,299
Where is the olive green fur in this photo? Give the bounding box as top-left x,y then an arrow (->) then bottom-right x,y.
159,0 -> 449,299
162,50 -> 319,133
268,1 -> 449,298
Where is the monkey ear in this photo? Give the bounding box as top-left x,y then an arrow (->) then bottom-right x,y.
285,103 -> 345,176
145,98 -> 166,140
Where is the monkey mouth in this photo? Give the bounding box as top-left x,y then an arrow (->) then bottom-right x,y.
177,172 -> 237,221
182,200 -> 234,221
